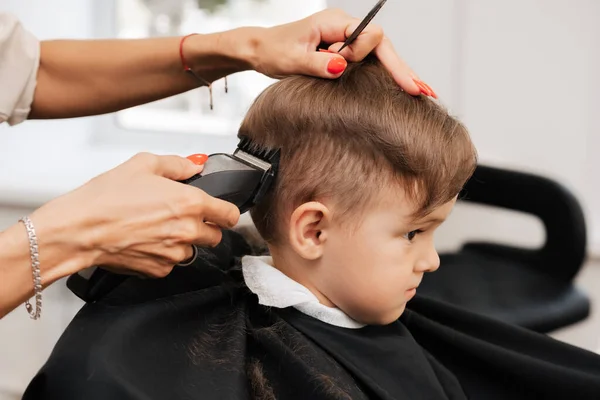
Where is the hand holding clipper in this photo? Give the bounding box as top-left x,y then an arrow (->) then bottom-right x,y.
67,137 -> 280,302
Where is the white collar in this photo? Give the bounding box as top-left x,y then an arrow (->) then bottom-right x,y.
241,255 -> 365,329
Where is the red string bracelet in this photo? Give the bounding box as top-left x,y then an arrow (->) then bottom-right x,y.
179,33 -> 228,110
179,33 -> 198,73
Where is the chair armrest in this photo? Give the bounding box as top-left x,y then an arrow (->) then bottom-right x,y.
458,165 -> 587,282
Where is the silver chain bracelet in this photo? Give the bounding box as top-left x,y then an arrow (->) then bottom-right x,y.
18,216 -> 42,320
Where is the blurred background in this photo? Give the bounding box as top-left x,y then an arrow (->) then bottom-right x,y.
1,0 -> 599,398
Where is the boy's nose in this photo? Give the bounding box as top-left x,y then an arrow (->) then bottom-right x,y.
416,249 -> 440,273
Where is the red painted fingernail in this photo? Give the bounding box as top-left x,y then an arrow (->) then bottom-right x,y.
413,80 -> 427,95
420,81 -> 438,99
413,79 -> 428,94
413,78 -> 432,97
327,57 -> 347,75
187,153 -> 208,165
413,78 -> 438,98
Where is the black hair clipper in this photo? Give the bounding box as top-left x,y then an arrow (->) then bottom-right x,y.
66,136 -> 280,303
180,136 -> 280,214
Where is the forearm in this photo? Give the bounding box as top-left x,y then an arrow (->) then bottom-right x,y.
29,28 -> 258,119
0,209 -> 94,319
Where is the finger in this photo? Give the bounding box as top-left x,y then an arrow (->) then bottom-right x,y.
100,265 -> 142,277
181,244 -> 195,262
193,191 -> 241,229
194,223 -> 224,248
329,21 -> 383,62
153,154 -> 205,181
163,245 -> 194,264
172,244 -> 196,265
374,38 -> 421,95
313,10 -> 355,44
186,153 -> 209,166
147,263 -> 175,279
301,50 -> 348,79
100,261 -> 157,279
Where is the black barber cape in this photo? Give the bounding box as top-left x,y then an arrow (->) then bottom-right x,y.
24,230 -> 600,400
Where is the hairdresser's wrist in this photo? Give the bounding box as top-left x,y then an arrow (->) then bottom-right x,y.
185,28 -> 259,79
0,203 -> 96,318
27,203 -> 99,281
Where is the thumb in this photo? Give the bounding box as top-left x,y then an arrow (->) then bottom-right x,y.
153,155 -> 204,181
303,50 -> 347,79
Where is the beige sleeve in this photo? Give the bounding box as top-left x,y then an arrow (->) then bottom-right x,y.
0,13 -> 40,126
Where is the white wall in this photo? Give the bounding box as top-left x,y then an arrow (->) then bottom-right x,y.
453,0 -> 600,254
0,0 -> 599,397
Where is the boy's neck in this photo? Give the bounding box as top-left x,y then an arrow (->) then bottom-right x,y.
269,246 -> 336,308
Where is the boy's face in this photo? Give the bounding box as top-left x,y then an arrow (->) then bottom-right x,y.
312,192 -> 456,325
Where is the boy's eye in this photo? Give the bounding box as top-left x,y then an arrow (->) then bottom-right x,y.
403,230 -> 423,241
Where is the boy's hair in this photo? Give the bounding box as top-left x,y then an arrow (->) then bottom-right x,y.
239,55 -> 477,243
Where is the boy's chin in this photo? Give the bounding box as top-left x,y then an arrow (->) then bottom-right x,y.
355,305 -> 406,326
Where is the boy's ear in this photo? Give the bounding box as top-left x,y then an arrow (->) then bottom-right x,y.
288,201 -> 330,260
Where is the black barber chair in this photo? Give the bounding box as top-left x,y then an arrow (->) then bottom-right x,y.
419,165 -> 590,333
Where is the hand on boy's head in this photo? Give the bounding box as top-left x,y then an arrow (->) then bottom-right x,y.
254,8 -> 425,96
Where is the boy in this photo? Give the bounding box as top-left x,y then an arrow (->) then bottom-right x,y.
238,55 -> 475,328
24,57 -> 600,400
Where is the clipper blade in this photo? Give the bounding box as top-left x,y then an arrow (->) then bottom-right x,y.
234,136 -> 280,172
233,136 -> 280,205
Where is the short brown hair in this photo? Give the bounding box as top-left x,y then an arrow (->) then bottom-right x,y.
239,55 -> 477,243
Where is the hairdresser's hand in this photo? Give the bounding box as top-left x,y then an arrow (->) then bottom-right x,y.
249,8 -> 434,97
33,153 -> 240,278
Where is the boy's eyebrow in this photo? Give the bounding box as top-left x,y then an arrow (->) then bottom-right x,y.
414,216 -> 445,225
